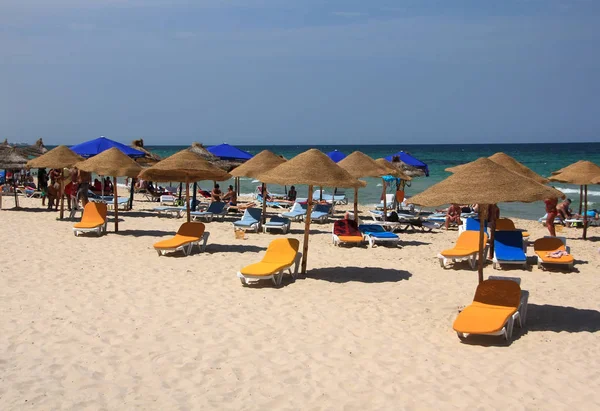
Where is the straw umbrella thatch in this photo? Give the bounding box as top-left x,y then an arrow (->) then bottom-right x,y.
0,147 -> 29,208
230,150 -> 286,226
409,157 -> 565,283
26,145 -> 83,169
131,139 -> 161,165
549,160 -> 600,239
446,152 -> 548,184
257,149 -> 366,274
75,148 -> 142,232
338,152 -> 389,222
139,150 -> 231,222
26,146 -> 85,219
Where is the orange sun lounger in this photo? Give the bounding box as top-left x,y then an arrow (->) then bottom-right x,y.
237,238 -> 302,286
153,222 -> 210,256
438,231 -> 488,270
73,202 -> 108,236
495,218 -> 530,239
533,237 -> 574,271
453,279 -> 523,343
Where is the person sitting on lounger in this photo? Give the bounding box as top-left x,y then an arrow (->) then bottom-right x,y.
221,185 -> 237,206
257,185 -> 272,201
445,203 -> 462,229
557,199 -> 573,224
287,185 -> 297,202
104,177 -> 113,194
211,184 -> 222,202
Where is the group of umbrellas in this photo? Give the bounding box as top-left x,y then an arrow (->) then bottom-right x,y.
7,137 -> 600,282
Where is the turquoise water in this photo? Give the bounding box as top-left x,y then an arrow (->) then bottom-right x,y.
145,143 -> 600,220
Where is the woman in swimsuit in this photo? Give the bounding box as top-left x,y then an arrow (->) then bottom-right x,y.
544,197 -> 559,237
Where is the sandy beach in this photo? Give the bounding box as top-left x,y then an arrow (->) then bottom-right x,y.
1,194 -> 599,410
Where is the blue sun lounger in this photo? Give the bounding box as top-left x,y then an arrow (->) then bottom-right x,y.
190,201 -> 227,222
233,207 -> 262,232
492,231 -> 528,270
460,218 -> 488,235
263,216 -> 291,234
310,203 -> 331,223
280,202 -> 307,221
359,224 -> 400,248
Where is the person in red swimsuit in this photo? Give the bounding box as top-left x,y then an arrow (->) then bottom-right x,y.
544,197 -> 559,237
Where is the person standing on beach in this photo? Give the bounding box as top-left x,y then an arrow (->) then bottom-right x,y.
544,197 -> 559,237
77,169 -> 91,207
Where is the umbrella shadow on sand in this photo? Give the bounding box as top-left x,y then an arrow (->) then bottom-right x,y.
305,266 -> 412,283
206,244 -> 266,254
114,229 -> 174,237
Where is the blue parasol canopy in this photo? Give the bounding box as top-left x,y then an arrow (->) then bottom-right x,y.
207,143 -> 253,161
384,151 -> 429,176
70,136 -> 145,158
325,150 -> 346,163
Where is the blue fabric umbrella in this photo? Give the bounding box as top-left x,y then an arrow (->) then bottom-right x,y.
325,150 -> 346,163
384,151 -> 429,176
70,136 -> 145,159
207,143 -> 253,161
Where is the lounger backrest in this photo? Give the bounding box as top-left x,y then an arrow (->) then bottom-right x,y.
263,238 -> 300,264
334,219 -> 361,236
455,231 -> 488,249
243,207 -> 262,222
207,201 -> 226,213
495,218 -> 516,231
313,203 -> 331,214
534,237 -> 566,252
82,201 -> 108,223
465,218 -> 487,231
177,222 -> 205,238
358,224 -> 386,234
494,230 -> 523,248
473,279 -> 521,308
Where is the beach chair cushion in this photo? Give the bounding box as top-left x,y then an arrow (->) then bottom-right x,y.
534,238 -> 574,265
359,224 -> 398,239
453,280 -> 521,334
441,231 -> 488,258
494,231 -> 527,262
495,218 -> 530,238
334,219 -> 361,237
464,218 -> 488,233
73,202 -> 107,229
153,222 -> 205,250
240,238 -> 300,277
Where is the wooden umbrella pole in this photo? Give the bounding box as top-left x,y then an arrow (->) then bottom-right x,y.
301,185 -> 314,274
382,178 -> 387,222
488,204 -> 496,259
128,178 -> 135,210
319,186 -> 323,202
186,177 -> 190,222
354,187 -> 359,222
59,169 -> 65,220
583,185 -> 588,240
113,176 -> 119,232
579,185 -> 583,215
477,205 -> 489,284
261,182 -> 267,227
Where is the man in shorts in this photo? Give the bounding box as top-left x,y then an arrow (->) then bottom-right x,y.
77,169 -> 91,207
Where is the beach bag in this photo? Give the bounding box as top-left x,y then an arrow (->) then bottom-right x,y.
234,228 -> 247,240
388,211 -> 399,222
333,219 -> 361,236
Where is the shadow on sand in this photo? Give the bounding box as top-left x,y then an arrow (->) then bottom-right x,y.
113,229 -> 173,237
305,266 -> 412,283
206,244 -> 266,254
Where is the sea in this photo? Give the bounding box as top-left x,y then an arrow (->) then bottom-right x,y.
141,143 -> 600,221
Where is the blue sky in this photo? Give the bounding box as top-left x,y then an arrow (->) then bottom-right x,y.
1,0 -> 599,145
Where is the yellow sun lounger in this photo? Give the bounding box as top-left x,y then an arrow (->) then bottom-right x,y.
453,279 -> 522,343
73,202 -> 108,236
153,222 -> 210,256
495,218 -> 530,239
237,238 -> 302,286
438,231 -> 488,270
534,237 -> 574,271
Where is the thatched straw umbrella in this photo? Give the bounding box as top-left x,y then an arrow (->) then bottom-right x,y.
0,147 -> 29,209
139,150 -> 231,222
409,157 -> 565,283
230,150 -> 286,226
75,148 -> 142,232
257,149 -> 366,274
446,152 -> 548,184
131,139 -> 161,165
338,152 -> 389,222
549,160 -> 600,240
26,146 -> 84,219
551,160 -> 590,214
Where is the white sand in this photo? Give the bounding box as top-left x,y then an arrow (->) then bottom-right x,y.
1,195 -> 599,410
